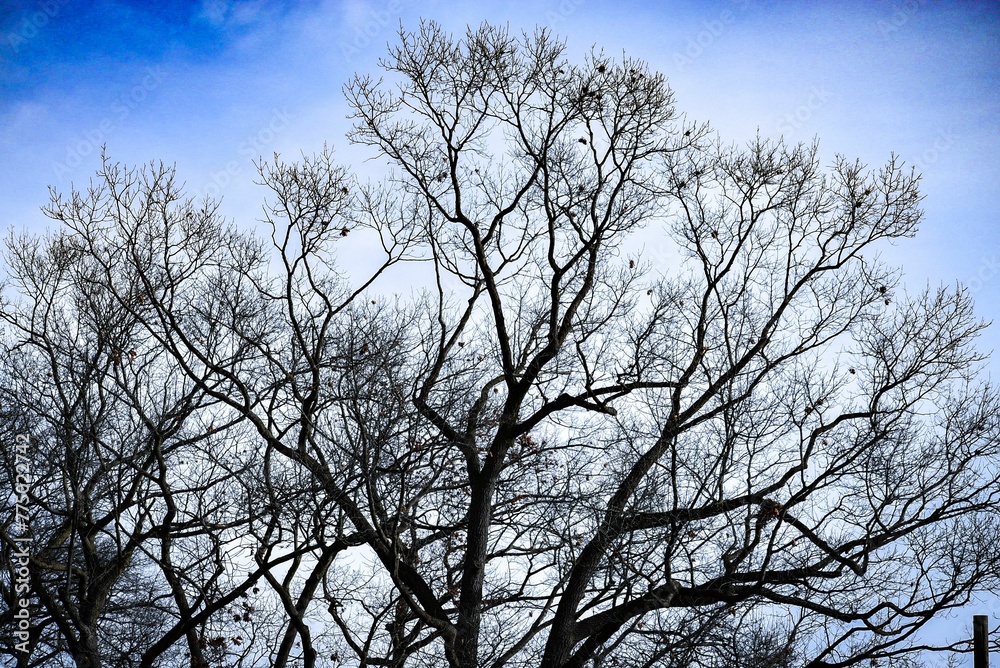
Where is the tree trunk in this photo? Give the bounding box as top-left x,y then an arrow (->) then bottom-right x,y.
72,628 -> 101,668
455,475 -> 496,667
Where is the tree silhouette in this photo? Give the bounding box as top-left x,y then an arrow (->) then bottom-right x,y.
2,20 -> 999,668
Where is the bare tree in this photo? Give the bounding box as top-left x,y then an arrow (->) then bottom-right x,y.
0,164 -> 343,668
2,20 -> 999,668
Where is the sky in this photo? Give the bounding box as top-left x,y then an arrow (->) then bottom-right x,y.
1,1 -> 998,326
1,0 -> 998,656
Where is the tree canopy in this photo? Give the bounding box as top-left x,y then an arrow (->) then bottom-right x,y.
1,21 -> 999,668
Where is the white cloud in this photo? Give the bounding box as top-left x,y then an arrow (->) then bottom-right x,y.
196,0 -> 230,26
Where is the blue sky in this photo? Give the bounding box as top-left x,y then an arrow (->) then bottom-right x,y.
2,0 -> 997,305
1,0 -> 999,647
